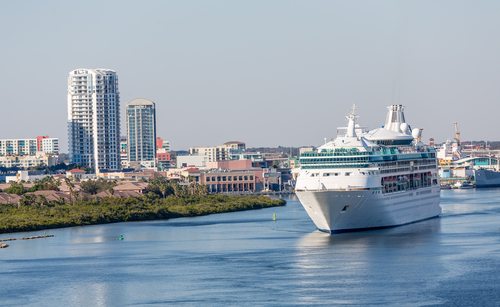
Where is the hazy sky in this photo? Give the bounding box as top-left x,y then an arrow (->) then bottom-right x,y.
1,1 -> 499,152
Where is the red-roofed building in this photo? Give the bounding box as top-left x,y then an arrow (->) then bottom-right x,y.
184,168 -> 201,182
66,169 -> 86,179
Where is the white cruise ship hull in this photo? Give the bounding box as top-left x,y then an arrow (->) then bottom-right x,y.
296,187 -> 441,233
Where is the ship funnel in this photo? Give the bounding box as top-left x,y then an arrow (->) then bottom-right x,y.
384,105 -> 408,133
346,104 -> 359,137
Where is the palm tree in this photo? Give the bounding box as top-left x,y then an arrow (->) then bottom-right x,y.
159,182 -> 169,199
19,195 -> 29,207
71,190 -> 79,203
38,195 -> 48,206
20,194 -> 36,207
65,178 -> 75,205
57,197 -> 66,205
171,182 -> 182,197
201,185 -> 209,195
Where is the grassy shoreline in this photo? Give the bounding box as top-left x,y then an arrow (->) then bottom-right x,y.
0,194 -> 286,234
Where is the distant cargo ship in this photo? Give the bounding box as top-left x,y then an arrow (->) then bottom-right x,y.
474,168 -> 500,188
295,105 -> 441,233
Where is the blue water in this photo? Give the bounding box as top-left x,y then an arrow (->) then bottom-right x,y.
1,189 -> 500,306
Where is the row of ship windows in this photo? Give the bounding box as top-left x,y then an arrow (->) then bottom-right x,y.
310,170 -> 378,177
380,165 -> 436,174
300,157 -> 369,164
302,164 -> 369,169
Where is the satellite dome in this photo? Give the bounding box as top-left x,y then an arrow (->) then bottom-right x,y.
400,123 -> 409,133
412,129 -> 421,139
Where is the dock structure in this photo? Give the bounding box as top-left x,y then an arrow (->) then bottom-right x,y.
20,235 -> 54,240
0,238 -> 17,242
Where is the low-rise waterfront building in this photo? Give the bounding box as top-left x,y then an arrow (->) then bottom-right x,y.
66,169 -> 86,180
4,171 -> 49,183
190,141 -> 245,162
201,169 -> 257,192
177,155 -> 209,169
0,153 -> 58,169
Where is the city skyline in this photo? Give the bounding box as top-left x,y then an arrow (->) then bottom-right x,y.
2,1 -> 500,152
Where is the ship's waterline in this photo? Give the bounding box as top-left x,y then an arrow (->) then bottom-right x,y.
296,187 -> 441,233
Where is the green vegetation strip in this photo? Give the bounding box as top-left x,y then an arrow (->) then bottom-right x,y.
0,195 -> 286,234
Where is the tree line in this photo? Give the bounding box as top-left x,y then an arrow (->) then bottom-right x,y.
0,193 -> 286,234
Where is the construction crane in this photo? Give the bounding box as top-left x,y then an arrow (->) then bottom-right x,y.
453,122 -> 461,147
418,128 -> 424,143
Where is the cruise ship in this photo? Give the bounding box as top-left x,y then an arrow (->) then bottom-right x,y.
295,105 -> 442,233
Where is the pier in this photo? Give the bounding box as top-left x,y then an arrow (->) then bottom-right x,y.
0,238 -> 17,242
19,235 -> 54,240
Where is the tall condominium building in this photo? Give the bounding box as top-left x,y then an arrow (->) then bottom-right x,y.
67,69 -> 120,170
126,99 -> 156,166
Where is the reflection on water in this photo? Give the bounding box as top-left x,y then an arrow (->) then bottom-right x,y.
297,217 -> 442,249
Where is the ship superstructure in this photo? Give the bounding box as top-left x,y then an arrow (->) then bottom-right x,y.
295,105 -> 441,233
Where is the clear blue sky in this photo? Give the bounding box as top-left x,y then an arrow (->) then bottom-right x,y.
1,1 -> 499,152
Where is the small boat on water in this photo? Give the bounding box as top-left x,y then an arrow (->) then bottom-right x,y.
440,183 -> 451,189
460,181 -> 474,189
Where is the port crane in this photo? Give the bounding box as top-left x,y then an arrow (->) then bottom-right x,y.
454,122 -> 461,148
453,122 -> 464,160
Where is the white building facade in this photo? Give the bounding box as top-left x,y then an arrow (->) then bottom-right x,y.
0,137 -> 58,156
190,141 -> 245,162
0,139 -> 37,156
0,154 -> 58,169
40,138 -> 59,154
67,69 -> 121,171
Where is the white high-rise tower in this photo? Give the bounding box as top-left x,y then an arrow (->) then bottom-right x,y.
67,68 -> 121,171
